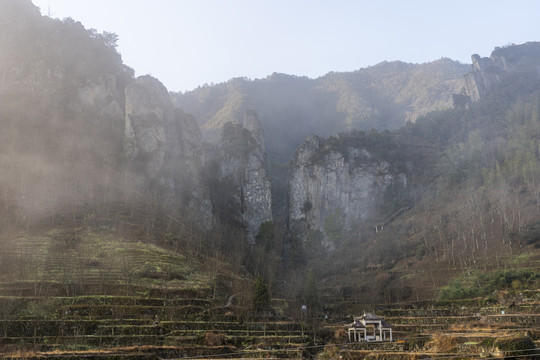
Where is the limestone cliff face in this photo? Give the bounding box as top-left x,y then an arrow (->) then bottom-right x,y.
0,0 -> 132,218
124,76 -> 212,227
213,111 -> 272,242
465,42 -> 540,101
288,135 -> 406,250
124,76 -> 174,178
242,111 -> 273,241
77,74 -> 125,128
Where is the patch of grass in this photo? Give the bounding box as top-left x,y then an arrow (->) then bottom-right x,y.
439,269 -> 538,300
511,252 -> 534,265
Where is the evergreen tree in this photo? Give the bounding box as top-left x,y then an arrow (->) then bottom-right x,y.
252,274 -> 270,313
305,268 -> 319,312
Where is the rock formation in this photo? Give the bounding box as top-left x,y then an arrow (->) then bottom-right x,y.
464,42 -> 540,101
124,76 -> 212,228
241,111 -> 273,242
288,135 -> 406,250
212,111 -> 273,242
124,76 -> 174,178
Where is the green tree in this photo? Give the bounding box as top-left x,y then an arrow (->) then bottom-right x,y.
252,274 -> 270,313
255,221 -> 275,251
305,268 -> 319,311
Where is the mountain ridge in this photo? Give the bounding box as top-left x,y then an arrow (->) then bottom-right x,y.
172,58 -> 469,162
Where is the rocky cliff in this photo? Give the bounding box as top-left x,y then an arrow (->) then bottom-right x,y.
1,0 -> 272,236
241,111 -> 273,241
288,135 -> 406,250
124,76 -> 212,228
210,111 -> 273,242
0,0 -> 132,219
465,42 -> 540,101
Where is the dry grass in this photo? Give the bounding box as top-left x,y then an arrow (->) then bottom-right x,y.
205,331 -> 227,346
333,327 -> 348,342
19,345 -> 178,357
1,348 -> 38,359
424,335 -> 461,353
447,322 -> 502,332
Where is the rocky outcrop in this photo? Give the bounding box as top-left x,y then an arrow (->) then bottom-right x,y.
241,111 -> 273,241
124,76 -> 212,227
465,42 -> 540,101
212,111 -> 272,242
78,75 -> 124,121
288,135 -> 406,250
173,108 -> 213,225
123,79 -> 272,237
124,76 -> 174,178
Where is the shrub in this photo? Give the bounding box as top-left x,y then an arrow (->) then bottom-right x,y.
252,275 -> 270,313
494,336 -> 538,359
333,328 -> 348,342
205,332 -> 226,346
523,221 -> 540,246
480,337 -> 495,348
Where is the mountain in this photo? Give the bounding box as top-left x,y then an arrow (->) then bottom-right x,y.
0,0 -> 278,243
2,0 -> 540,309
172,60 -> 469,162
288,43 -> 540,302
0,0 -> 132,225
3,2 -> 540,359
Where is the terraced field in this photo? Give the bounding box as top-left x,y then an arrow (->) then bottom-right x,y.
0,295 -> 310,359
0,229 -> 310,359
1,229 -> 539,359
322,294 -> 540,359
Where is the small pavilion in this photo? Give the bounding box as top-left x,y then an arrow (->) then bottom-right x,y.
346,313 -> 393,342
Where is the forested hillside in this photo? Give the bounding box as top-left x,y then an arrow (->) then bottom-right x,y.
302,47 -> 540,302
172,60 -> 469,161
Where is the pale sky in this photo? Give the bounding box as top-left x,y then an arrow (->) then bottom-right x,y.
31,0 -> 540,92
